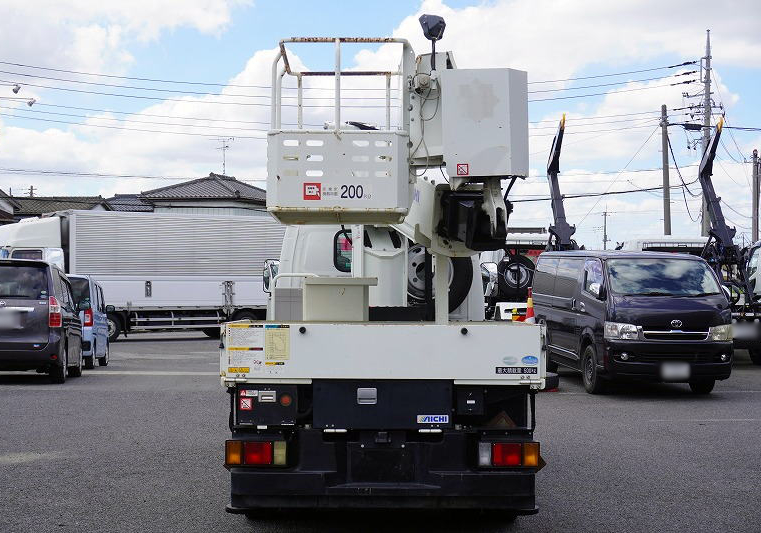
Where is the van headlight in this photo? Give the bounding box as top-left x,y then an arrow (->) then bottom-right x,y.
708,324 -> 732,341
604,322 -> 640,340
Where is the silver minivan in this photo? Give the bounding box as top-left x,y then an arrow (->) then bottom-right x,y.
69,275 -> 110,369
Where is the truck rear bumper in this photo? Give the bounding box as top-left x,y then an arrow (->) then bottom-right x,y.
226,429 -> 538,512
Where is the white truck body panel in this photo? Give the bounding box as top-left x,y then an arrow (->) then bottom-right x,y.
1,211 -> 285,313
221,321 -> 545,386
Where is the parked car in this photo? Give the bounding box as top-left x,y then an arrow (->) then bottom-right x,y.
0,259 -> 84,383
532,251 -> 732,394
68,275 -> 110,369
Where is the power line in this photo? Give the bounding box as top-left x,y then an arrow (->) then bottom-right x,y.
528,80 -> 696,103
526,71 -> 696,94
528,61 -> 698,84
576,126 -> 660,224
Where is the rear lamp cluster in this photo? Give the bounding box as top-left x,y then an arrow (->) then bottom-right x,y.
478,442 -> 539,467
225,440 -> 286,467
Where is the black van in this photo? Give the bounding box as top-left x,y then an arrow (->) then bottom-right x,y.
0,259 -> 84,383
532,251 -> 732,394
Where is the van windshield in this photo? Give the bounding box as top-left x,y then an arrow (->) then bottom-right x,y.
0,265 -> 49,299
607,258 -> 721,296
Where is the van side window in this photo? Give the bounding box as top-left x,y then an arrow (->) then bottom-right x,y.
583,259 -> 604,294
333,230 -> 353,273
532,257 -> 558,295
98,286 -> 106,312
555,258 -> 584,299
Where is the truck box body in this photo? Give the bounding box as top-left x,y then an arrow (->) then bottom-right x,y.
0,211 -> 286,337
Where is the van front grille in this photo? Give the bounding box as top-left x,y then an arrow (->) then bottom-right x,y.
642,330 -> 708,341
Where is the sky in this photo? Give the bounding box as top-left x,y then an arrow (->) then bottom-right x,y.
0,0 -> 759,248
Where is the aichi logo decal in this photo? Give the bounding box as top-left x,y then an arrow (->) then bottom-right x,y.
303,182 -> 321,200
417,414 -> 449,424
521,356 -> 539,365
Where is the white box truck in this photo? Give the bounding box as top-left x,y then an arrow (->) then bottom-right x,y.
0,211 -> 285,340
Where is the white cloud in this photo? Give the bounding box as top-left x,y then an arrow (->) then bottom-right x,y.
0,0 -> 758,246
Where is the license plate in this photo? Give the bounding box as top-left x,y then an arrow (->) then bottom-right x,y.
660,361 -> 691,381
0,312 -> 19,329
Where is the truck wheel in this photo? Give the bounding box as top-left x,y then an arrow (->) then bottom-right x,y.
546,358 -> 558,373
407,245 -> 473,312
582,344 -> 605,394
232,310 -> 258,322
203,328 -> 221,339
689,380 -> 715,394
107,314 -> 122,343
98,342 -> 110,367
49,346 -> 67,384
749,348 -> 761,365
497,253 -> 535,301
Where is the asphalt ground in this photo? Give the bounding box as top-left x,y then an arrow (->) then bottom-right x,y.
1,332 -> 760,532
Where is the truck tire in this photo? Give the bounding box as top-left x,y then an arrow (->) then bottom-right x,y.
497,253 -> 535,302
68,349 -> 83,378
689,380 -> 715,394
203,328 -> 221,339
407,245 -> 473,312
232,310 -> 259,322
582,344 -> 606,394
749,348 -> 761,365
49,345 -> 67,384
107,314 -> 122,343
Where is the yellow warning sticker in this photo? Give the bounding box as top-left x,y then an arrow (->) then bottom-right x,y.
265,325 -> 290,361
227,367 -> 250,374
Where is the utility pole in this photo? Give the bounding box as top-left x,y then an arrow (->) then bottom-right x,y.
753,148 -> 759,243
700,29 -> 712,237
602,210 -> 610,250
27,185 -> 36,197
660,104 -> 671,235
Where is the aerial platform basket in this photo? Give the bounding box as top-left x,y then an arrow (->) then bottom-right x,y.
266,38 -> 416,225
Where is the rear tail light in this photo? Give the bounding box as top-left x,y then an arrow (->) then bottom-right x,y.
83,308 -> 93,327
48,296 -> 62,328
225,440 -> 286,468
478,441 -> 540,467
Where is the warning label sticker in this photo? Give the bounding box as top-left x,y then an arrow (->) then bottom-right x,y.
227,324 -> 264,370
495,367 -> 538,375
239,397 -> 253,411
456,163 -> 469,176
265,324 -> 290,361
303,182 -> 321,200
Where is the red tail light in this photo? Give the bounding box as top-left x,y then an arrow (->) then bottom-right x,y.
49,296 -> 62,328
83,308 -> 93,327
243,442 -> 273,465
491,443 -> 522,466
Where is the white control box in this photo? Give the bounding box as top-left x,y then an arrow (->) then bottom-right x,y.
266,130 -> 411,225
441,68 -> 529,178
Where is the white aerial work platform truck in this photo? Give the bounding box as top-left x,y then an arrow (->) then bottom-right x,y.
220,15 -> 546,518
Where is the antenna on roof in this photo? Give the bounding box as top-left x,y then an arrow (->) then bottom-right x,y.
214,137 -> 235,175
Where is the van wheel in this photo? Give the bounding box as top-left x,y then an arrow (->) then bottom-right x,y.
689,380 -> 715,394
98,343 -> 110,367
582,344 -> 605,394
748,348 -> 761,365
50,346 -> 67,384
68,348 -> 83,378
83,354 -> 95,370
107,314 -> 122,343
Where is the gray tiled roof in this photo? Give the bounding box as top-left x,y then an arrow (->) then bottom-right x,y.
106,194 -> 154,212
0,189 -> 21,209
12,196 -> 111,215
141,173 -> 265,204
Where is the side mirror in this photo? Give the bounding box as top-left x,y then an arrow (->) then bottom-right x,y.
77,300 -> 91,312
589,282 -> 606,300
480,262 -> 498,297
105,305 -> 115,313
263,259 -> 280,294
